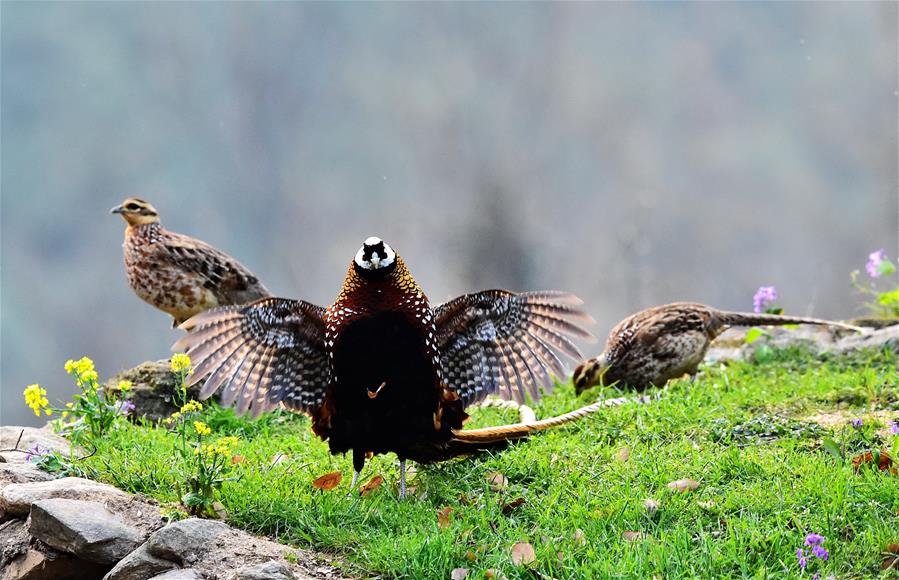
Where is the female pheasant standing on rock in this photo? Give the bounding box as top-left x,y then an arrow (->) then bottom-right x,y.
572,302 -> 863,394
174,237 -> 593,497
112,197 -> 270,327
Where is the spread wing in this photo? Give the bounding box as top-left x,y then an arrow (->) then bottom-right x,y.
172,297 -> 331,417
434,290 -> 595,405
165,233 -> 271,303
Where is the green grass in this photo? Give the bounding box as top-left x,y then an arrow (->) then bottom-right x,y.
77,346 -> 899,578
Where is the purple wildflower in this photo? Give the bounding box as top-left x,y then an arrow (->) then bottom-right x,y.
812,574 -> 819,580
798,550 -> 808,570
866,249 -> 887,278
116,400 -> 136,416
851,418 -> 863,429
805,533 -> 825,546
24,443 -> 49,463
890,421 -> 898,436
811,544 -> 829,560
753,286 -> 778,313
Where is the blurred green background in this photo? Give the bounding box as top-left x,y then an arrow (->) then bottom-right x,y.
2,2 -> 897,425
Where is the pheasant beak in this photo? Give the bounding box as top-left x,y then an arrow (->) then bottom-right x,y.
110,204 -> 125,215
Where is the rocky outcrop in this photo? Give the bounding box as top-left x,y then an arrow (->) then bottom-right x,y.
107,360 -> 205,422
0,452 -> 343,580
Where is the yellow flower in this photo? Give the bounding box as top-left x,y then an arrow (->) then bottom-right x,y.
193,421 -> 211,436
61,411 -> 69,418
170,354 -> 193,374
180,400 -> 202,414
64,356 -> 98,384
117,380 -> 133,392
23,384 -> 50,417
65,402 -> 73,408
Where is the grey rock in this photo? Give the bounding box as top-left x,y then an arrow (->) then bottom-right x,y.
0,427 -> 71,465
1,477 -> 130,517
104,544 -> 178,580
829,324 -> 899,354
29,498 -> 143,564
107,360 -> 207,422
0,463 -> 55,489
150,570 -> 204,580
229,560 -> 296,580
146,518 -> 230,565
0,518 -> 29,568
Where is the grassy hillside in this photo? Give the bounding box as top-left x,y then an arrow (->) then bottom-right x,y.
58,346 -> 899,578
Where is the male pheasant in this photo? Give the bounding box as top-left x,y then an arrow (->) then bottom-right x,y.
112,197 -> 270,327
573,302 -> 863,394
174,237 -> 593,496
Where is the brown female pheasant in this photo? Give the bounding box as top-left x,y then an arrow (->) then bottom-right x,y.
573,302 -> 863,394
112,197 -> 270,327
174,237 -> 593,496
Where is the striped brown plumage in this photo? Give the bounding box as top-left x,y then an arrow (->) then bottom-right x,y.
573,302 -> 863,394
112,197 -> 270,327
174,237 -> 593,496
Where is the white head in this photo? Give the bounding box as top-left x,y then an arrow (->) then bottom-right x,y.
354,236 -> 397,272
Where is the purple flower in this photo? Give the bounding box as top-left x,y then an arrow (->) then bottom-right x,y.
24,443 -> 49,463
811,545 -> 828,561
116,400 -> 136,416
890,421 -> 898,436
851,418 -> 863,429
867,249 -> 887,278
753,286 -> 778,313
804,533 -> 825,546
812,574 -> 819,580
798,554 -> 807,569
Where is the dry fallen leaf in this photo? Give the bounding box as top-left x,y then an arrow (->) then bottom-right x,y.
359,475 -> 384,496
501,497 -> 526,514
614,447 -> 631,462
667,478 -> 700,493
230,455 -> 245,465
270,453 -> 289,467
852,451 -> 897,475
882,543 -> 899,571
465,550 -> 477,562
510,541 -> 536,566
437,506 -> 454,529
312,471 -> 342,491
643,499 -> 660,514
211,501 -> 228,520
622,531 -> 645,542
485,570 -> 507,580
573,528 -> 587,547
486,471 -> 508,492
451,567 -> 469,580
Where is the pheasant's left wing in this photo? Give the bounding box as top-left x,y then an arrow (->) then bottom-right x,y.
433,290 -> 594,405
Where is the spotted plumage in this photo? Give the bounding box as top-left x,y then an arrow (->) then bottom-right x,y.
573,302 -> 863,394
112,197 -> 270,327
174,237 -> 593,496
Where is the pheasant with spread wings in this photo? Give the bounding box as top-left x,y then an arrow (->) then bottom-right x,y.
175,237 -> 593,497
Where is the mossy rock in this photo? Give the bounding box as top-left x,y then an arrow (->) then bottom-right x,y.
107,361 -> 207,422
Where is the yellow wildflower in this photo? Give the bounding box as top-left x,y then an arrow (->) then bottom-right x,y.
65,402 -> 73,408
193,421 -> 211,436
61,411 -> 69,418
65,357 -> 99,383
170,354 -> 193,374
117,380 -> 133,392
23,384 -> 50,417
180,400 -> 202,414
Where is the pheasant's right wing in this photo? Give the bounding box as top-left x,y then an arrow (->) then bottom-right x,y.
172,297 -> 331,417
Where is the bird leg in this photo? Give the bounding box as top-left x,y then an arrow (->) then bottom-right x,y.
367,381 -> 387,399
398,459 -> 407,499
346,470 -> 361,498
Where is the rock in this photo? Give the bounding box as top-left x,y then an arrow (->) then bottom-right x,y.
229,560 -> 296,580
150,570 -> 204,580
0,477 -> 130,517
829,324 -> 899,355
29,498 -> 143,564
0,518 -> 29,568
0,463 -> 55,489
107,360 -> 206,422
0,427 -> 71,464
1,547 -> 109,580
104,544 -> 178,580
146,518 -> 230,564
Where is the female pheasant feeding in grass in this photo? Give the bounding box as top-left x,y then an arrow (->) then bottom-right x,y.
572,302 -> 864,394
112,197 -> 271,327
174,237 -> 594,497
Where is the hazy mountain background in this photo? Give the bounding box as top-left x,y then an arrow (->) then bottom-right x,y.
2,2 -> 897,425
